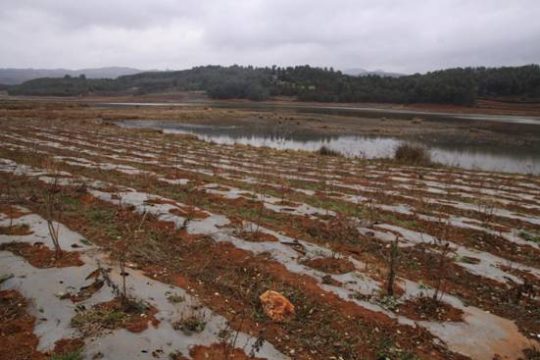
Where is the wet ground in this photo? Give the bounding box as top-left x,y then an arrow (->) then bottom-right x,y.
1,100 -> 540,359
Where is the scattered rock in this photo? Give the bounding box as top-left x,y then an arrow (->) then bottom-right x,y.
259,290 -> 295,322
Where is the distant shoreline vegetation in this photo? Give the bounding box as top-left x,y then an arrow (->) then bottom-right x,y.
6,64 -> 540,106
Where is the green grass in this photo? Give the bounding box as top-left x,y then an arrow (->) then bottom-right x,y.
87,207 -> 114,224
378,213 -> 419,230
79,238 -> 92,246
71,307 -> 127,336
84,208 -> 121,238
166,293 -> 185,304
309,197 -> 360,216
60,195 -> 80,208
376,336 -> 419,360
173,314 -> 206,335
50,349 -> 83,360
519,230 -> 540,244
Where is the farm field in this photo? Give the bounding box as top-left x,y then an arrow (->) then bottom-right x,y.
1,100 -> 540,360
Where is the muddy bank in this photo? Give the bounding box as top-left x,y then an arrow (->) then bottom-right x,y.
104,102 -> 540,151
2,97 -> 540,149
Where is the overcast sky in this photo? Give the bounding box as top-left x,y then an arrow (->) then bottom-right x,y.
1,0 -> 539,73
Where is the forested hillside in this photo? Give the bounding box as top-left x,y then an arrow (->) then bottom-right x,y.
7,64 -> 540,105
0,67 -> 144,85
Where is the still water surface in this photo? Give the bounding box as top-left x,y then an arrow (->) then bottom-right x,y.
117,120 -> 540,175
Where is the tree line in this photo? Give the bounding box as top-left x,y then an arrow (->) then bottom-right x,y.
7,64 -> 540,105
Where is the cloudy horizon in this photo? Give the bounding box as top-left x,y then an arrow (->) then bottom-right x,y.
1,0 -> 539,74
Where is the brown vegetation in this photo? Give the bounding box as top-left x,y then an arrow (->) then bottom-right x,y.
394,143 -> 432,165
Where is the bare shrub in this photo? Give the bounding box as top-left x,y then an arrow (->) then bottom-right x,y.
432,242 -> 451,302
394,143 -> 431,166
317,146 -> 341,157
430,212 -> 454,302
1,163 -> 18,231
43,160 -> 62,259
117,210 -> 148,304
386,236 -> 400,297
173,307 -> 207,336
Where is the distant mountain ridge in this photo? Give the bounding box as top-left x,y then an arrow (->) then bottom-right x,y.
0,67 -> 147,85
342,68 -> 404,77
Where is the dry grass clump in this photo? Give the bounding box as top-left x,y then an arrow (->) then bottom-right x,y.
394,143 -> 431,165
317,145 -> 341,157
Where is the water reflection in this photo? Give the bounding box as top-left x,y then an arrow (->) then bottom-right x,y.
117,120 -> 540,175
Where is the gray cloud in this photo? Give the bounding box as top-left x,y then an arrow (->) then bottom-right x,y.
0,0 -> 539,73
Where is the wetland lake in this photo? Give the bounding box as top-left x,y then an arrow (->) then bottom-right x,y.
117,120 -> 540,175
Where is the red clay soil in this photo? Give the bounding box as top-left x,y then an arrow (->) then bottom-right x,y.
189,343 -> 266,360
499,265 -> 540,287
398,297 -> 464,322
79,193 -> 97,204
112,298 -> 159,333
275,200 -> 298,207
0,206 -> 30,219
5,182 -> 463,359
321,274 -> 344,287
97,185 -> 122,194
52,338 -> 85,356
0,224 -> 33,235
301,256 -> 356,274
163,170 -> 197,181
221,196 -> 261,212
0,290 -> 46,360
145,197 -> 186,208
238,230 -> 279,242
95,200 -> 465,358
164,242 -> 462,359
0,242 -> 84,268
124,308 -> 160,333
